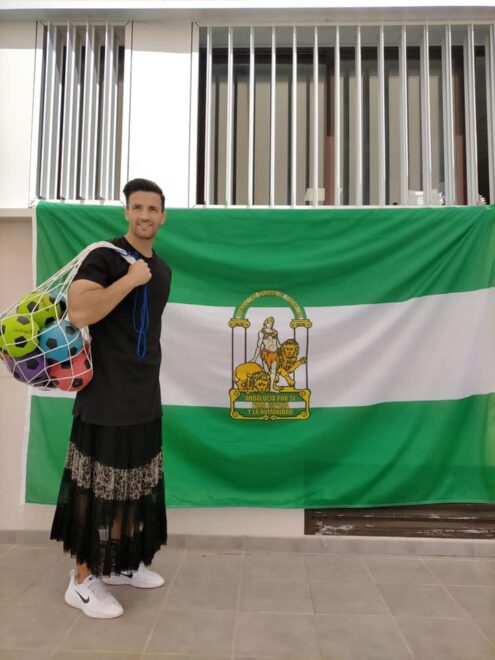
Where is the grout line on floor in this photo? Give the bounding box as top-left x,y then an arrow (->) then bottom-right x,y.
229,550 -> 245,660
47,606 -> 82,660
470,618 -> 495,652
138,546 -> 187,660
360,552 -> 416,660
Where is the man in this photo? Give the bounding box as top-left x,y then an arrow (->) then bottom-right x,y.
50,178 -> 172,619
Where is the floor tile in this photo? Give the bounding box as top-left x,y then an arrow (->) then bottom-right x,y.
14,567 -> 71,608
363,555 -> 438,584
186,535 -> 244,552
447,584 -> 495,619
304,554 -> 371,582
0,545 -> 13,559
378,583 -> 466,618
0,605 -> 78,650
423,558 -> 495,585
0,546 -> 59,573
0,569 -> 40,608
178,552 -> 243,580
143,655 -> 230,660
165,535 -> 187,550
234,611 -> 321,658
473,618 -> 495,647
309,580 -> 387,615
243,553 -> 306,580
58,607 -> 154,653
239,577 -> 313,613
243,537 -> 319,554
44,552 -> 76,576
164,576 -> 238,611
397,616 -> 495,659
146,548 -> 186,580
1,541 -> 494,660
0,651 -> 52,660
52,653 -> 140,659
145,609 -> 235,655
315,614 -> 412,660
104,580 -> 169,611
142,653 -> 232,660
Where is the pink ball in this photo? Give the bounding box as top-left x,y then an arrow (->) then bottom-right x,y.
48,344 -> 93,392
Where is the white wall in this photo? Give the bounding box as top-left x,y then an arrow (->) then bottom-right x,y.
128,21 -> 194,207
0,23 -> 37,208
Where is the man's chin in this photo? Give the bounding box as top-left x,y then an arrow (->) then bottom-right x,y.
136,228 -> 155,238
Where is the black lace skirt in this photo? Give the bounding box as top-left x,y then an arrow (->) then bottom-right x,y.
50,415 -> 167,576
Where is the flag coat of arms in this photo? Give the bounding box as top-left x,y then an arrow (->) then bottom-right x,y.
25,203 -> 495,508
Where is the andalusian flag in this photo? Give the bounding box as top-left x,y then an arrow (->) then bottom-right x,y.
25,203 -> 495,508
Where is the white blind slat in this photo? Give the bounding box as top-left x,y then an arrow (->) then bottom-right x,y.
442,25 -> 456,205
420,25 -> 432,205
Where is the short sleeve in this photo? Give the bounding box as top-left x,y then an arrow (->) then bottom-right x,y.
73,247 -> 127,288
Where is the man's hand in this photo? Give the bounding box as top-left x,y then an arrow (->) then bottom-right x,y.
127,259 -> 152,287
69,260 -> 151,328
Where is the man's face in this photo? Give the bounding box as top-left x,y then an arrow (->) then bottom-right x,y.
125,190 -> 166,240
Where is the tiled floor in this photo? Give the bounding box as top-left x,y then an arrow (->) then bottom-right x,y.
0,542 -> 494,659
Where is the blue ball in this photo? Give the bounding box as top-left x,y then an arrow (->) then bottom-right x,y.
38,320 -> 84,364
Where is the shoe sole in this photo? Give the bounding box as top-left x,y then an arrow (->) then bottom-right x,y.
101,576 -> 164,589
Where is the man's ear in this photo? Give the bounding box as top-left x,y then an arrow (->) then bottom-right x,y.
161,211 -> 167,225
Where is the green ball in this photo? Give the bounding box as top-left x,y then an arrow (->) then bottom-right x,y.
17,291 -> 63,328
0,314 -> 39,357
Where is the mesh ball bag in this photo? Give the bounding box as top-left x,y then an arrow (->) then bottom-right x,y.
0,242 -> 134,391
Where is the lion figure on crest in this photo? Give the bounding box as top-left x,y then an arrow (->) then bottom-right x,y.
233,338 -> 306,392
275,338 -> 306,387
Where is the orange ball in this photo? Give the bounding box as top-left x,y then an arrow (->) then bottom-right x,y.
48,343 -> 93,391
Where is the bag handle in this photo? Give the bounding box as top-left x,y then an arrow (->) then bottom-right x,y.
37,241 -> 137,297
0,242 -> 137,320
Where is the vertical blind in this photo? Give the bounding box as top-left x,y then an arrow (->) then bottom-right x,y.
37,22 -> 126,202
197,24 -> 495,207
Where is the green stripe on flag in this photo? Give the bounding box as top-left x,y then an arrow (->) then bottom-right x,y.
26,394 -> 495,507
25,395 -> 73,504
36,203 -> 495,307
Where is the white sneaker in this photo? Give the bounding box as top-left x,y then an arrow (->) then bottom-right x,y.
65,570 -> 124,619
102,563 -> 165,589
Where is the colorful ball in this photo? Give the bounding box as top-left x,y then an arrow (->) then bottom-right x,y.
16,291 -> 64,329
47,289 -> 67,318
0,314 -> 39,358
38,320 -> 84,364
5,348 -> 50,386
48,344 -> 93,391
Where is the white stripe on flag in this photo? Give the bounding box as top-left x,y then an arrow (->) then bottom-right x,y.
160,288 -> 495,408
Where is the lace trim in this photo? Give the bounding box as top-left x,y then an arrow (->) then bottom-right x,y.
65,441 -> 163,501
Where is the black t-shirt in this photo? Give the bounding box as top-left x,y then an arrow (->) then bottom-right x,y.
72,237 -> 172,426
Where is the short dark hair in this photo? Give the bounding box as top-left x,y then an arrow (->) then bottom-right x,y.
123,178 -> 165,211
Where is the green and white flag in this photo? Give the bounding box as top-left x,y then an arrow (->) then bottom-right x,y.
25,203 -> 495,507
